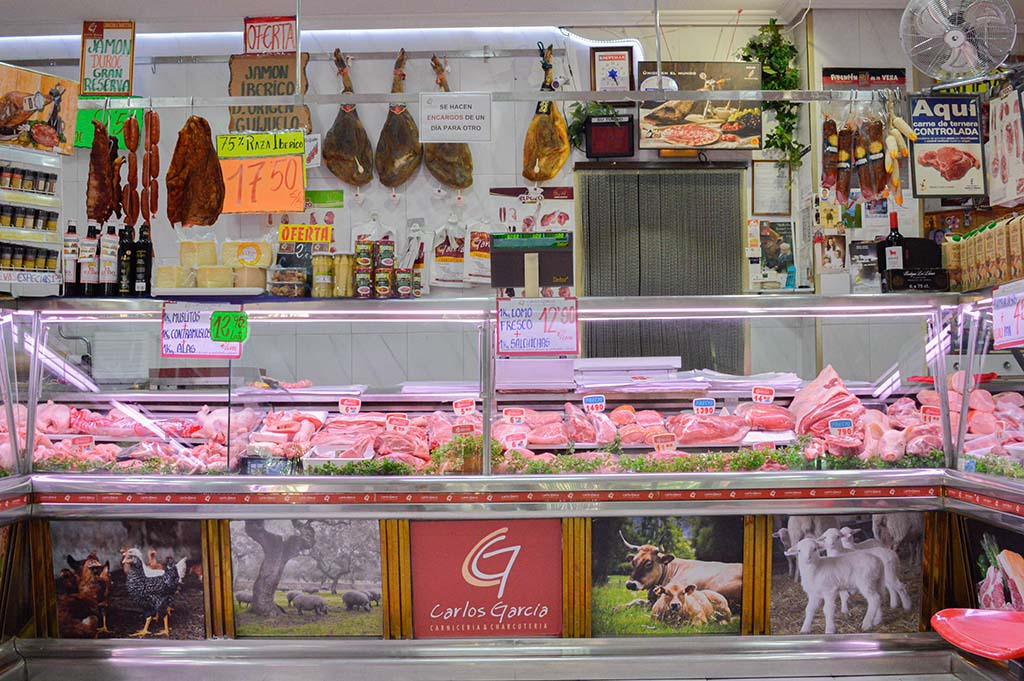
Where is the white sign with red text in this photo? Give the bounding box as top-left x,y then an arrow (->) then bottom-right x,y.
496,297 -> 579,357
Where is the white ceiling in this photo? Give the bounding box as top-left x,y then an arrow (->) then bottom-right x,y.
0,0 -> 1023,36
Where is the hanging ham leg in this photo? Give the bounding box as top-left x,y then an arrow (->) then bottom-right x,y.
375,48 -> 422,188
522,44 -> 569,183
323,49 -> 374,187
424,55 -> 473,189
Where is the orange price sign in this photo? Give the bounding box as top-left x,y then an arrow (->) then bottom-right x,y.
219,154 -> 304,214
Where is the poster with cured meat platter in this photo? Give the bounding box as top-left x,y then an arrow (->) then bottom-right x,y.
638,62 -> 762,150
0,62 -> 79,155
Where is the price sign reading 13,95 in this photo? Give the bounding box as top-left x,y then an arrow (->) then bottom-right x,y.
219,154 -> 304,214
496,297 -> 579,357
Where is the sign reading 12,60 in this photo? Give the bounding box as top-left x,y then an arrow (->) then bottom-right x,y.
496,297 -> 579,357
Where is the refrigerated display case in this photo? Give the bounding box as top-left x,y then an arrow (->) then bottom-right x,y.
0,292 -> 963,477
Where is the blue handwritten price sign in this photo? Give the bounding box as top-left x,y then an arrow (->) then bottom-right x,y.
496,297 -> 579,357
994,280 -> 1024,350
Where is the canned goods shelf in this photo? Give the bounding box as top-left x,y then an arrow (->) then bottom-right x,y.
0,187 -> 60,210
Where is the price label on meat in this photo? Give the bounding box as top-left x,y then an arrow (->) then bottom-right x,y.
496,297 -> 579,357
693,398 -> 716,416
161,302 -> 243,359
921,405 -> 941,423
339,397 -> 361,415
652,433 -> 676,452
828,418 -> 854,437
503,407 -> 525,424
219,154 -> 305,213
751,386 -> 775,404
419,92 -> 492,143
582,395 -> 606,413
453,398 -> 476,416
386,414 -> 410,433
209,310 -> 249,343
993,280 -> 1024,350
453,424 -> 475,436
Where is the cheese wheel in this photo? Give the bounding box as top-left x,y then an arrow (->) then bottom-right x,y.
197,266 -> 233,288
233,267 -> 267,289
179,241 -> 218,268
155,266 -> 196,289
222,240 -> 272,268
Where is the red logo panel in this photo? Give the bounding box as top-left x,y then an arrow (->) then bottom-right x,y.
410,519 -> 562,638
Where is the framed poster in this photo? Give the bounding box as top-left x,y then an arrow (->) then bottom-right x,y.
638,61 -> 761,150
752,160 -> 792,216
590,46 -> 634,98
0,63 -> 79,155
80,20 -> 135,97
909,94 -> 985,198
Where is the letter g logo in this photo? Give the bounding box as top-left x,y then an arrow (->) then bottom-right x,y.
461,527 -> 521,598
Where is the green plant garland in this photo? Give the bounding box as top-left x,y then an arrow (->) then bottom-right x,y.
737,19 -> 806,169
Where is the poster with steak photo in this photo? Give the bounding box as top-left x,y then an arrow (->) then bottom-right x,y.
909,95 -> 985,198
638,62 -> 761,150
770,513 -> 923,635
964,518 -> 1024,611
229,519 -> 383,637
591,516 -> 743,636
50,520 -> 205,639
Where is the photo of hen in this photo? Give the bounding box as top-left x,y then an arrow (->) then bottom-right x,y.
51,520 -> 206,639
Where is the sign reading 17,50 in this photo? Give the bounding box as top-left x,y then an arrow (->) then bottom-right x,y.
219,154 -> 304,214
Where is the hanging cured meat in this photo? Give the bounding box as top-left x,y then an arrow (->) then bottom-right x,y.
522,44 -> 569,183
86,120 -> 115,223
323,49 -> 374,187
122,115 -> 141,225
375,49 -> 422,188
424,55 -> 473,190
165,116 -> 225,227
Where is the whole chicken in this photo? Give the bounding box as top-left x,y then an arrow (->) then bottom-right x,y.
166,116 -> 225,227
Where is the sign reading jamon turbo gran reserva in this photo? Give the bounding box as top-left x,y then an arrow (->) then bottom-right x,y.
80,20 -> 135,97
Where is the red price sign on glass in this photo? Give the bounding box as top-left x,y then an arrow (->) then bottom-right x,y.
220,154 -> 304,214
496,297 -> 580,356
994,282 -> 1024,350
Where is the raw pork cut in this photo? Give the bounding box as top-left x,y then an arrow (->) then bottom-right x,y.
979,565 -> 1008,610
565,402 -> 596,443
609,405 -> 636,426
528,422 -> 569,446
588,412 -> 617,445
665,414 -> 749,445
735,402 -> 795,431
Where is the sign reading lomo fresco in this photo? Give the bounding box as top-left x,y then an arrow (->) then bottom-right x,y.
410,519 -> 563,638
909,95 -> 985,197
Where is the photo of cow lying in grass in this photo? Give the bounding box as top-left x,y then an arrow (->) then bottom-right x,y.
591,516 -> 743,636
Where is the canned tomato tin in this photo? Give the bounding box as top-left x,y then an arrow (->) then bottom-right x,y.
354,240 -> 375,268
395,268 -> 412,298
374,267 -> 393,298
376,238 -> 396,268
354,267 -> 373,298
412,270 -> 423,298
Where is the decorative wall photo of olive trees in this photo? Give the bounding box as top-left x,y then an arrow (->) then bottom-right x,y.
229,520 -> 383,637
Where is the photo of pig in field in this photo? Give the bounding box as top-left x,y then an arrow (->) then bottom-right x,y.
591,516 -> 743,636
229,519 -> 383,637
770,513 -> 923,635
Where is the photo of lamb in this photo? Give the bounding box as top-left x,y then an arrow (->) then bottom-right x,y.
591,516 -> 743,636
770,513 -> 923,635
964,519 -> 1024,611
50,520 -> 205,639
229,519 -> 383,637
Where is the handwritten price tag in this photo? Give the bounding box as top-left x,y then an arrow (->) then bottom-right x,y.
209,310 -> 248,343
453,423 -> 475,436
921,405 -> 941,423
752,386 -> 775,404
220,154 -> 304,214
693,398 -> 716,416
386,414 -> 410,434
652,433 -> 677,453
582,395 -> 606,413
339,397 -> 361,415
993,281 -> 1024,350
505,433 -> 527,449
496,297 -> 579,356
453,398 -> 476,416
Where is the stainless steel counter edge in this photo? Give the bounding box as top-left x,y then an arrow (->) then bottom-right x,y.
13,634 -> 955,681
0,475 -> 31,523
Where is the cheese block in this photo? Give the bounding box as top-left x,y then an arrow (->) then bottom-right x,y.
155,265 -> 196,288
197,265 -> 233,288
223,240 -> 273,268
234,267 -> 267,289
180,241 -> 218,268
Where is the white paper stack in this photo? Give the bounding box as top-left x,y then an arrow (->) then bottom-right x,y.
496,359 -> 576,391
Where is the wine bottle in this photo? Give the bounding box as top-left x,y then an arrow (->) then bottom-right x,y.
117,225 -> 135,297
133,223 -> 153,297
62,221 -> 80,297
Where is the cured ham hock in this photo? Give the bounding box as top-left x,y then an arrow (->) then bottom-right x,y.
375,48 -> 422,188
522,44 -> 569,183
166,116 -> 225,227
424,55 -> 473,189
323,49 -> 374,187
